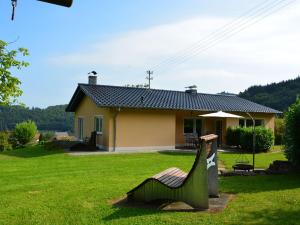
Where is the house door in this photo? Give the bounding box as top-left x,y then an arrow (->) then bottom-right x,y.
215,120 -> 223,147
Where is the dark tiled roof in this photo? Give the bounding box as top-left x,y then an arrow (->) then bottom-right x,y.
66,84 -> 281,114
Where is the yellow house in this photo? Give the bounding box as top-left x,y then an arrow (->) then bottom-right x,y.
66,76 -> 281,152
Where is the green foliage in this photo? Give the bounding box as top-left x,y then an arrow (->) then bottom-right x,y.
227,126 -> 274,152
239,76 -> 300,112
284,98 -> 300,165
14,120 -> 37,145
240,127 -> 253,151
226,127 -> 242,147
0,104 -> 74,132
39,131 -> 55,142
0,132 -> 12,151
253,127 -> 274,152
275,118 -> 285,145
0,40 -> 29,105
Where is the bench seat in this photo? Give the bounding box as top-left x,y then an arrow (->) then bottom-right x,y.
152,167 -> 188,188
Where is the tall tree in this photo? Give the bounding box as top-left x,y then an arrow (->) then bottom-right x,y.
0,40 -> 29,105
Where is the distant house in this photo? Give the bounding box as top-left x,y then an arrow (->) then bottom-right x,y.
66,76 -> 281,152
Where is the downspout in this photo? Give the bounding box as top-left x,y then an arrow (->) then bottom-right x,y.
113,107 -> 121,152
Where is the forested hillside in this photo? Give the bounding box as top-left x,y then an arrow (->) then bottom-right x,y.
239,76 -> 300,112
1,77 -> 299,131
0,105 -> 74,132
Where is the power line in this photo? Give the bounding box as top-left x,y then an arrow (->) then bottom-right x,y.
151,0 -> 296,73
153,0 -> 292,72
151,0 -> 276,70
156,0 -> 296,74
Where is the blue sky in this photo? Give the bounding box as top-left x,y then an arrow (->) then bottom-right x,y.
1,0 -> 299,108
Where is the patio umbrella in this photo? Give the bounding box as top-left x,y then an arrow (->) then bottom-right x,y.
200,111 -> 256,171
199,111 -> 244,118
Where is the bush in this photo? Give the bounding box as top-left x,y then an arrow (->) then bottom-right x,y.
254,127 -> 274,152
226,126 -> 274,152
14,120 -> 37,146
275,118 -> 285,145
39,131 -> 55,142
226,127 -> 242,147
240,127 -> 253,151
0,132 -> 12,152
284,98 -> 300,166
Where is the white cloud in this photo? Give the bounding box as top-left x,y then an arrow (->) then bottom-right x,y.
48,1 -> 300,93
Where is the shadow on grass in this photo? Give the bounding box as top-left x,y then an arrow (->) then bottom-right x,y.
220,173 -> 300,194
103,205 -> 161,222
230,208 -> 300,225
103,192 -> 232,221
0,145 -> 64,158
157,150 -> 196,157
103,198 -> 163,221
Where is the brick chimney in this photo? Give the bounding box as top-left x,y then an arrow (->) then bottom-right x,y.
88,75 -> 97,85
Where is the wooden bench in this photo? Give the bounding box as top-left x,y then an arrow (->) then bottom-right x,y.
152,167 -> 188,188
127,134 -> 219,209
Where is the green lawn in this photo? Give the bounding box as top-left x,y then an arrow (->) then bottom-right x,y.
219,151 -> 286,169
0,146 -> 300,225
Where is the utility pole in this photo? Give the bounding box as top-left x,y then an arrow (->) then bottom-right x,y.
146,70 -> 153,89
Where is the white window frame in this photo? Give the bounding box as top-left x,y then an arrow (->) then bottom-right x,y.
94,115 -> 104,134
239,118 -> 265,127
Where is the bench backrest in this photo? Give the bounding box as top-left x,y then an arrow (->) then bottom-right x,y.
183,134 -> 218,196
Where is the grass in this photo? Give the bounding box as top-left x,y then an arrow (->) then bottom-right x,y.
219,151 -> 286,170
271,145 -> 285,152
0,146 -> 300,225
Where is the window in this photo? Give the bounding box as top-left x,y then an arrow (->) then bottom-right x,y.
94,116 -> 103,133
195,119 -> 202,136
184,119 -> 194,134
239,119 -> 264,127
78,118 -> 84,140
246,119 -> 253,127
184,118 -> 202,135
239,119 -> 245,127
255,119 -> 264,126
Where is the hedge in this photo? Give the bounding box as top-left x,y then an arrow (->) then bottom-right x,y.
226,126 -> 274,152
284,98 -> 300,166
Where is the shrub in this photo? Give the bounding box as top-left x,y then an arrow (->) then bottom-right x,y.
14,120 -> 37,146
254,127 -> 274,152
8,134 -> 19,149
39,131 -> 55,142
0,132 -> 12,152
240,127 -> 253,151
284,98 -> 300,166
227,126 -> 274,152
226,127 -> 242,147
275,118 -> 285,145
